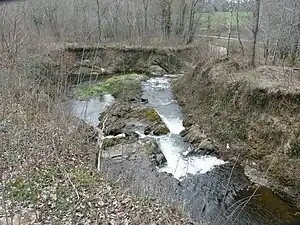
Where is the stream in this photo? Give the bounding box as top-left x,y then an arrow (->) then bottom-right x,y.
68,75 -> 299,225
141,77 -> 226,180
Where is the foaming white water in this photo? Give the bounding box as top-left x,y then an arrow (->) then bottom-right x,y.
143,76 -> 226,180
159,114 -> 185,135
164,74 -> 183,78
158,135 -> 226,180
102,94 -> 115,105
147,77 -> 170,89
71,94 -> 115,127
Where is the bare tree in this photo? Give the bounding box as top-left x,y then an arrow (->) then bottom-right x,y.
142,0 -> 150,34
288,1 -> 300,65
159,0 -> 173,38
226,1 -> 235,57
175,0 -> 187,39
95,0 -> 102,41
236,0 -> 245,56
250,0 -> 261,67
185,0 -> 204,44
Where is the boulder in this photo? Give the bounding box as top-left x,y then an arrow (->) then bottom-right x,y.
144,140 -> 166,167
143,139 -> 160,155
187,138 -> 219,156
149,65 -> 166,76
140,98 -> 148,104
181,124 -> 207,144
145,123 -> 170,136
156,153 -> 167,166
153,124 -> 170,135
99,102 -> 169,138
72,66 -> 90,75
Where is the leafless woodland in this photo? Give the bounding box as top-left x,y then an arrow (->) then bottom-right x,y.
0,0 -> 299,66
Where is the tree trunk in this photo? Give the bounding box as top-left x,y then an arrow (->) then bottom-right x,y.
185,0 -> 201,44
143,0 -> 149,34
160,0 -> 173,38
207,14 -> 211,32
227,4 -> 234,57
95,0 -> 102,41
250,0 -> 261,67
264,39 -> 269,65
236,1 -> 244,56
290,18 -> 300,65
176,0 -> 186,38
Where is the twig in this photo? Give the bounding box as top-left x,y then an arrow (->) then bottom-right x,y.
65,171 -> 80,200
97,116 -> 108,171
222,154 -> 240,203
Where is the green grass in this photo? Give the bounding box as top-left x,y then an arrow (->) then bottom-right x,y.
75,73 -> 146,100
200,11 -> 252,28
103,138 -> 118,148
7,166 -> 100,210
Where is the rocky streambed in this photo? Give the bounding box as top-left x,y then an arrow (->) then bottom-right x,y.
65,73 -> 299,225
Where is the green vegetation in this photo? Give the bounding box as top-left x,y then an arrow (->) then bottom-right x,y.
7,166 -> 99,209
103,138 -> 118,148
75,73 -> 146,100
142,108 -> 160,122
200,11 -> 252,28
8,177 -> 39,203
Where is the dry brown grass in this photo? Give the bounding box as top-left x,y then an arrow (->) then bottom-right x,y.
0,44 -> 193,224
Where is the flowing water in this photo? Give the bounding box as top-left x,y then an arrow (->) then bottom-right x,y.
141,77 -> 226,180
68,75 -> 299,225
70,94 -> 115,127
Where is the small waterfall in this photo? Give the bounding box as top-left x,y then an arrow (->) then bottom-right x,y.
142,76 -> 225,180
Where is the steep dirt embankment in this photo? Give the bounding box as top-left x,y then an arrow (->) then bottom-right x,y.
25,44 -> 199,93
173,58 -> 300,206
63,44 -> 195,83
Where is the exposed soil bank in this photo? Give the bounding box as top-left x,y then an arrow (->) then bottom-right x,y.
64,44 -> 196,83
25,44 -> 200,98
173,58 -> 300,208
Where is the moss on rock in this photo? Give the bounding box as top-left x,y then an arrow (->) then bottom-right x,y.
142,108 -> 161,122
75,73 -> 146,100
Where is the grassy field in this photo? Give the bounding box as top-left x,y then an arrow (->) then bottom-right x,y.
200,11 -> 252,28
